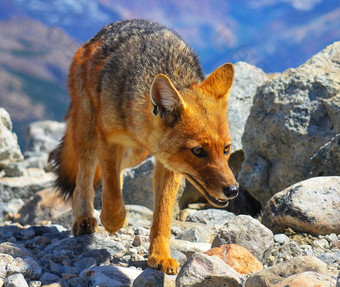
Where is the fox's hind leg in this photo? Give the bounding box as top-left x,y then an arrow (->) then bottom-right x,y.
97,140 -> 127,234
70,100 -> 99,236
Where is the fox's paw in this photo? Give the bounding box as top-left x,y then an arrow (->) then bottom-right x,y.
100,207 -> 127,234
72,216 -> 98,236
148,255 -> 179,275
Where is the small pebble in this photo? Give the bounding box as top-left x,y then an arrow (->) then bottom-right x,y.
29,281 -> 42,287
327,233 -> 338,243
274,233 -> 290,244
135,227 -> 150,236
132,236 -> 142,247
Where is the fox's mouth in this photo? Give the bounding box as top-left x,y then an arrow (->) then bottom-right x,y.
185,174 -> 229,207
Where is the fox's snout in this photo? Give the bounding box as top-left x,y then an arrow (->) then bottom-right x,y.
223,184 -> 239,199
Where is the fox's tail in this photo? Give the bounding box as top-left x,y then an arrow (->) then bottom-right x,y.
49,120 -> 78,199
49,118 -> 101,200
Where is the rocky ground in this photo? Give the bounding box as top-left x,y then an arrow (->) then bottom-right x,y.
0,42 -> 339,286
0,206 -> 339,287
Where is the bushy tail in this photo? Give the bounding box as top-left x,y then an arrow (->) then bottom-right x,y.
49,122 -> 78,200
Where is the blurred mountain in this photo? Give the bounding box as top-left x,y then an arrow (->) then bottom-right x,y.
0,18 -> 79,148
0,0 -> 339,148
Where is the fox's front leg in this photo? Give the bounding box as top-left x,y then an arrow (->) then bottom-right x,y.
148,160 -> 182,275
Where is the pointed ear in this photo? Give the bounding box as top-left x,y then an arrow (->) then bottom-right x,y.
200,63 -> 234,99
150,74 -> 186,125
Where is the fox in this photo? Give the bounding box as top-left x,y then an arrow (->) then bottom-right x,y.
52,19 -> 238,275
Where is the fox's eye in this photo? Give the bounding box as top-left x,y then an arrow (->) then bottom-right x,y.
191,147 -> 206,158
223,145 -> 231,155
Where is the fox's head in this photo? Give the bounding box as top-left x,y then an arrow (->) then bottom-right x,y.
150,63 -> 238,207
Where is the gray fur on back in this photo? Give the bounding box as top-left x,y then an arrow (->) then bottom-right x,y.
92,19 -> 204,96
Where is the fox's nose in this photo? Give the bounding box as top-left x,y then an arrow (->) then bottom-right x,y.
223,185 -> 239,199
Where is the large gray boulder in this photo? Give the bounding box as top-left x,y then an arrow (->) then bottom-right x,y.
0,108 -> 23,168
228,62 -> 268,154
238,42 -> 340,206
309,134 -> 340,177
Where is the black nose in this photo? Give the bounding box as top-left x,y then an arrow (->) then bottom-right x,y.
223,185 -> 239,198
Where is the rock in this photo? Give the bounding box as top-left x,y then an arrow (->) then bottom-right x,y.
204,244 -> 263,274
28,281 -> 41,287
273,234 -> 290,244
0,172 -> 55,203
122,157 -> 155,211
327,233 -> 338,243
0,198 -> 24,223
228,62 -> 268,155
186,209 -> 236,230
170,239 -> 211,258
122,157 -> 185,217
176,253 -> 242,287
40,273 -> 62,285
0,108 -> 23,168
125,205 -> 153,227
4,273 -> 29,287
317,251 -> 340,265
79,265 -> 142,287
170,248 -> 187,267
262,177 -> 340,235
44,231 -> 126,262
132,268 -> 175,287
73,257 -> 96,272
0,253 -> 42,280
3,162 -> 27,177
245,256 -> 328,287
178,208 -> 197,222
212,215 -> 274,263
51,209 -> 75,229
273,271 -> 336,287
24,151 -> 49,170
310,134 -> 340,176
175,225 -> 214,243
0,242 -> 32,258
238,42 -> 340,206
25,121 -> 65,154
16,188 -> 71,226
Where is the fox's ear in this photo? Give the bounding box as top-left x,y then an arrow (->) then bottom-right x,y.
150,74 -> 186,125
200,63 -> 234,99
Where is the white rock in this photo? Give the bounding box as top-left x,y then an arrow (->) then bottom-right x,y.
4,273 -> 28,287
262,177 -> 340,235
170,239 -> 211,258
0,108 -> 23,168
274,234 -> 290,244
